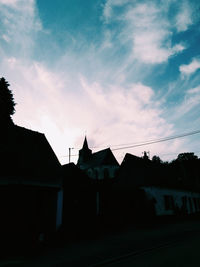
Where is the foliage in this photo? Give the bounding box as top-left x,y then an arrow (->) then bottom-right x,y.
152,155 -> 163,164
176,152 -> 198,161
0,77 -> 15,122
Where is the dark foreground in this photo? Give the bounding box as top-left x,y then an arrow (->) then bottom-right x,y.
1,218 -> 200,267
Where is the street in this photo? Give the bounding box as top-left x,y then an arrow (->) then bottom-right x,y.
2,219 -> 200,267
105,234 -> 200,267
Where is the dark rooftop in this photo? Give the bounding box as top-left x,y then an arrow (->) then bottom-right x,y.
81,148 -> 119,169
0,124 -> 62,187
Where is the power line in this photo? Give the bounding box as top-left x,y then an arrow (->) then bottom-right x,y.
62,149 -> 200,159
112,129 -> 200,151
60,129 -> 200,157
88,129 -> 200,151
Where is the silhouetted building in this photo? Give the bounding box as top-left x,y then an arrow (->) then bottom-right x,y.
77,137 -> 119,179
107,153 -> 200,224
0,124 -> 62,248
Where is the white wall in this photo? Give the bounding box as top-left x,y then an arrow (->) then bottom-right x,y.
142,186 -> 200,216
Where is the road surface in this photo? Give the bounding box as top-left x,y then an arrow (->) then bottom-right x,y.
1,219 -> 200,266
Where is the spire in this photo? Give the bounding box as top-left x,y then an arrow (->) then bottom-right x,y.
82,136 -> 89,150
77,136 -> 92,167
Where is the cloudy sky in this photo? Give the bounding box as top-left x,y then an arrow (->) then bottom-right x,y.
1,0 -> 200,164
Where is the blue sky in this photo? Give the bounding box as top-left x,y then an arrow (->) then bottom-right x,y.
1,0 -> 200,164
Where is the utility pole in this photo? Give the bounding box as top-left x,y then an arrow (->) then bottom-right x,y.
69,147 -> 74,163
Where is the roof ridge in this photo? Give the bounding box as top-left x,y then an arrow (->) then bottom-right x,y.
92,147 -> 110,155
14,125 -> 44,136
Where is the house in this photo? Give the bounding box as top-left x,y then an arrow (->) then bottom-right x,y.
77,137 -> 119,179
0,123 -> 63,248
107,153 -> 200,224
141,186 -> 200,216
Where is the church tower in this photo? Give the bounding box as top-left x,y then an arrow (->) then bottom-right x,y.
77,137 -> 92,167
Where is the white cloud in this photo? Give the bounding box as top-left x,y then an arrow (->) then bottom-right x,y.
0,0 -> 195,164
1,58 -> 82,161
173,86 -> 200,118
2,34 -> 10,42
0,0 -> 42,56
128,3 -> 186,64
179,58 -> 200,77
0,0 -> 19,6
175,1 -> 193,32
77,78 -> 175,160
132,30 -> 172,64
103,1 -> 186,64
2,54 -> 176,164
172,44 -> 185,53
187,86 -> 200,94
103,0 -> 130,21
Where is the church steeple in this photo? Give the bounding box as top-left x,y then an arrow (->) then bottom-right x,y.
82,136 -> 89,150
77,136 -> 92,167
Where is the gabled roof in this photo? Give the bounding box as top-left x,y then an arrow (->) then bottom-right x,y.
114,153 -> 170,190
115,153 -> 151,188
0,124 -> 62,187
81,148 -> 119,169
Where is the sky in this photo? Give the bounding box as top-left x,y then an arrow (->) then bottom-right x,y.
1,0 -> 200,164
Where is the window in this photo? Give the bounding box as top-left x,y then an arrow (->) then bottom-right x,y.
193,198 -> 197,212
164,195 -> 175,210
189,198 -> 193,212
181,196 -> 187,208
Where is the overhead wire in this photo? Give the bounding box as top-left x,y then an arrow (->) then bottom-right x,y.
112,129 -> 200,151
61,129 -> 200,157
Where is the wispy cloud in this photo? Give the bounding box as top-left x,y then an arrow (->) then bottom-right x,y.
0,0 -> 19,6
0,0 -> 42,57
102,1 -> 188,64
187,86 -> 200,94
175,0 -> 194,32
171,85 -> 200,121
5,55 -> 175,163
0,0 -> 199,163
179,58 -> 200,77
103,0 -> 130,21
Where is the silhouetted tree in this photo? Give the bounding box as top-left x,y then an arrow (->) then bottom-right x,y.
163,161 -> 169,165
176,152 -> 198,162
0,77 -> 15,124
152,155 -> 162,164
